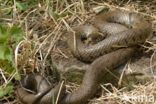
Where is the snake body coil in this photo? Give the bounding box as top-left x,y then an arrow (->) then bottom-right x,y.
67,10 -> 151,62
16,9 -> 152,104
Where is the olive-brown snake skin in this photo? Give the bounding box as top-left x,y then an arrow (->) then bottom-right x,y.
16,9 -> 152,104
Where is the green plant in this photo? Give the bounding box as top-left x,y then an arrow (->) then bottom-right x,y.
15,0 -> 38,11
0,23 -> 23,98
0,84 -> 14,98
0,24 -> 23,74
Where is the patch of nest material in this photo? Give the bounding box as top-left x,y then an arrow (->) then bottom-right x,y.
1,0 -> 156,104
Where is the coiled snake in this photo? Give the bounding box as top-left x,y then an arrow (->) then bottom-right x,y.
16,9 -> 152,104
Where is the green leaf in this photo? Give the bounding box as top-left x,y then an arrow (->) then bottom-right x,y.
0,35 -> 8,44
0,25 -> 7,35
9,25 -> 23,43
0,59 -> 14,74
14,71 -> 21,80
0,24 -> 23,45
10,25 -> 21,35
0,25 -> 9,44
0,46 -> 7,60
0,84 -> 14,98
0,45 -> 12,61
4,47 -> 12,61
0,24 -> 24,76
15,1 -> 28,11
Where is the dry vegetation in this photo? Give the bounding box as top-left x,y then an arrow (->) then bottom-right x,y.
0,0 -> 156,104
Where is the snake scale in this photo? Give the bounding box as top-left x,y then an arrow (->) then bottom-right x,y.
16,9 -> 152,104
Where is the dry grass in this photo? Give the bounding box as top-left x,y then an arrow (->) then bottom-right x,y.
0,0 -> 156,104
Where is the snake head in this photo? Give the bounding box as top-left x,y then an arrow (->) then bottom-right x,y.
16,74 -> 66,104
76,24 -> 104,45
